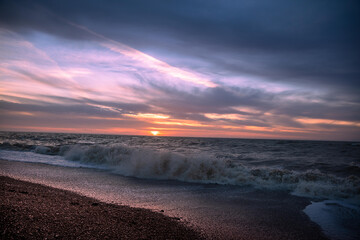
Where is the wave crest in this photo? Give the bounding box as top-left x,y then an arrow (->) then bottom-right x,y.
2,142 -> 358,201
61,144 -> 360,201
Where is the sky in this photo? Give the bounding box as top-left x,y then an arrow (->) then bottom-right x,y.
0,0 -> 359,141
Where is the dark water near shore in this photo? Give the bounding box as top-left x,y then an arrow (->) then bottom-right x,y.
0,132 -> 359,239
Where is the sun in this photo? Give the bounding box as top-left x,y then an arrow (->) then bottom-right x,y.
150,131 -> 159,136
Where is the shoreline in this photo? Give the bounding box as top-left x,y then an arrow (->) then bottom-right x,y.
0,159 -> 331,240
0,176 -> 204,239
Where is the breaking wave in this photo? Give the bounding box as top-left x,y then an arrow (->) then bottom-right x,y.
60,144 -> 360,202
1,142 -> 359,202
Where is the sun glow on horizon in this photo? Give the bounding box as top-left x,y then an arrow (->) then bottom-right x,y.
150,131 -> 159,136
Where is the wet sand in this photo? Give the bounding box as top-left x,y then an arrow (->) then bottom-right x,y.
0,176 -> 203,239
0,160 -> 329,240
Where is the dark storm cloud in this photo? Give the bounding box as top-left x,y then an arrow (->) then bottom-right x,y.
3,0 -> 358,51
1,0 -> 359,93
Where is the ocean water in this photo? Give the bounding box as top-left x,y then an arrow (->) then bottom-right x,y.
1,132 -> 359,239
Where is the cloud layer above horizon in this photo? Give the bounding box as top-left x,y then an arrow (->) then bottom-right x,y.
0,0 -> 359,140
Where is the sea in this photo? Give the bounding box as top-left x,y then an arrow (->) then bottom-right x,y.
0,132 -> 359,239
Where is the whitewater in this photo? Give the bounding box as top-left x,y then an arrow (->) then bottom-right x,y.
1,132 -> 359,239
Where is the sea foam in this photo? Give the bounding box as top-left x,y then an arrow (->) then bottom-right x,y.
1,141 -> 359,202
60,144 -> 360,202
